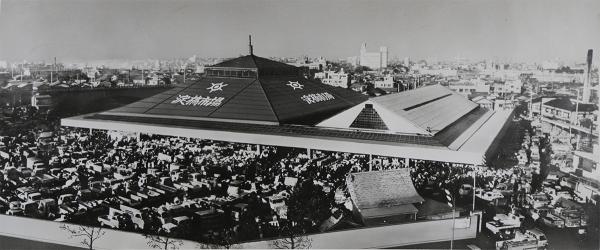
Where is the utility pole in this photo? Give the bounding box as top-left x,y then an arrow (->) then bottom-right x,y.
472,170 -> 476,212
529,85 -> 533,120
445,189 -> 456,250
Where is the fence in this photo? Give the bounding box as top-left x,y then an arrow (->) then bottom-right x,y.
0,213 -> 480,249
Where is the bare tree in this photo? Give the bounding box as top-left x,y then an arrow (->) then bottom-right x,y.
207,227 -> 239,249
196,241 -> 241,250
269,221 -> 312,249
145,234 -> 184,250
60,224 -> 106,250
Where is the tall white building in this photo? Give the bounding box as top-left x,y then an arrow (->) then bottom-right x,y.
359,43 -> 388,70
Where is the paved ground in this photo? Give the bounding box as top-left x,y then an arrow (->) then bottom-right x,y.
0,235 -> 83,250
395,239 -> 480,249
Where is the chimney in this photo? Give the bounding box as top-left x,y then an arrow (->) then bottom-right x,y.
582,49 -> 592,103
248,35 -> 254,55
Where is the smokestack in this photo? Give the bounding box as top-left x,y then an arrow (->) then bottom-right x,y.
582,49 -> 592,103
587,49 -> 593,72
248,35 -> 253,55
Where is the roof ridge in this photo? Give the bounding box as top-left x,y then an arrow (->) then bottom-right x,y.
255,78 -> 281,123
371,101 -> 431,135
350,168 -> 408,175
206,78 -> 260,117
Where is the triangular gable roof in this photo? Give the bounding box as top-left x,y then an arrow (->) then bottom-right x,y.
317,100 -> 428,134
350,104 -> 389,130
103,55 -> 367,125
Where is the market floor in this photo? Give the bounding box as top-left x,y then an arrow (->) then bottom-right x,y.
0,234 -> 84,250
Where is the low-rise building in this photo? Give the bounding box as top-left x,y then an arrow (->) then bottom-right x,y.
314,69 -> 348,88
541,98 -> 597,124
346,168 -> 423,226
471,96 -> 494,110
572,145 -> 599,203
373,75 -> 394,89
447,79 -> 490,97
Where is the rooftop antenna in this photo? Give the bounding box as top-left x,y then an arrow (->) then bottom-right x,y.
249,35 -> 254,55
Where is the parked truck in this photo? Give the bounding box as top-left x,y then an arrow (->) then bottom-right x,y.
496,229 -> 547,250
119,204 -> 145,230
98,207 -> 125,229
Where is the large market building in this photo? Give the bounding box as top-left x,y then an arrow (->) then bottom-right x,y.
62,53 -> 514,168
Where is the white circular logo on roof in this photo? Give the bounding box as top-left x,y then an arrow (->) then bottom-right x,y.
207,82 -> 228,93
286,81 -> 304,90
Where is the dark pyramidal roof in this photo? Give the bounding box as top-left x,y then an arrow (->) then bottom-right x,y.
107,55 -> 367,125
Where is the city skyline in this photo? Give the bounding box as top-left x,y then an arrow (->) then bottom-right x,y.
0,0 -> 599,63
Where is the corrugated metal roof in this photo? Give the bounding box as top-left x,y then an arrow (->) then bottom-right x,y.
403,93 -> 478,132
374,84 -> 452,111
347,168 -> 423,211
371,85 -> 477,133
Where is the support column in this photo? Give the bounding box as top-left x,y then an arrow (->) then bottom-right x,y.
472,166 -> 477,212
368,154 -> 373,171
256,144 -> 261,155
306,148 -> 311,159
404,157 -> 410,168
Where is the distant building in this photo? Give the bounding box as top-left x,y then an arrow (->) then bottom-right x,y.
418,68 -> 458,77
346,169 -> 423,226
447,79 -> 490,97
373,75 -> 394,89
314,69 -> 349,88
572,144 -> 599,202
540,61 -> 560,71
350,82 -> 367,92
530,72 -> 583,83
195,65 -> 205,74
31,94 -> 52,110
541,98 -> 597,125
492,78 -> 522,95
493,99 -> 515,111
471,96 -> 494,110
346,56 -> 359,67
359,43 -> 388,70
289,57 -> 326,71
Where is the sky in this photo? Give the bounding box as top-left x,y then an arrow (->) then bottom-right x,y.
0,0 -> 599,63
